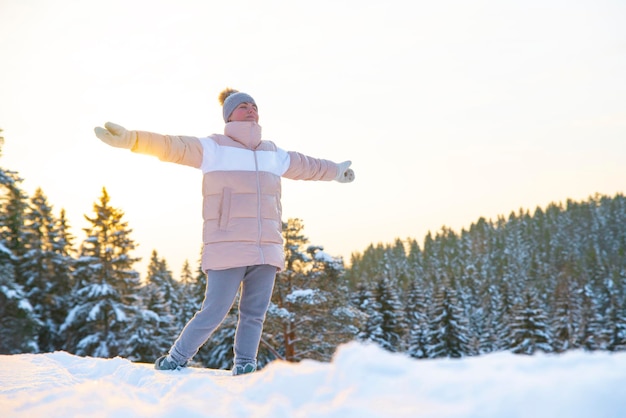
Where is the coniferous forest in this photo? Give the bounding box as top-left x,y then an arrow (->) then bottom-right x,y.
2,131 -> 625,367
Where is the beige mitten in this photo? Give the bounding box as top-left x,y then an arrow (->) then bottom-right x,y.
94,122 -> 136,149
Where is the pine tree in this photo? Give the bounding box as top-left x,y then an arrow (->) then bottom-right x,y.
345,243 -> 386,289
579,285 -> 604,351
124,250 -> 178,362
0,242 -> 38,353
384,238 -> 411,290
370,276 -> 405,352
427,283 -> 471,358
405,278 -> 430,358
145,250 -> 178,303
61,188 -> 141,358
0,133 -> 39,353
21,188 -> 75,352
510,290 -> 553,355
0,168 -> 29,286
604,275 -> 626,352
264,218 -> 310,362
262,218 -> 360,364
605,295 -> 626,352
482,283 -> 511,353
551,272 -> 583,352
300,244 -> 363,361
356,281 -> 380,343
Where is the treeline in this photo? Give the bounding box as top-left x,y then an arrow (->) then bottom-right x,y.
347,193 -> 626,356
2,132 -> 625,364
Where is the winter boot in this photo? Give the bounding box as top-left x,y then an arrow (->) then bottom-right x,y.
232,363 -> 256,376
155,355 -> 187,371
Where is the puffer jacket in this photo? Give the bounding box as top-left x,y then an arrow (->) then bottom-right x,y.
130,121 -> 339,272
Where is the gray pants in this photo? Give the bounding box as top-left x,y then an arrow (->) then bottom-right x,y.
169,264 -> 277,367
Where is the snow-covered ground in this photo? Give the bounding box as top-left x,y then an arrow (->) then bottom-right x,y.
1,342 -> 625,418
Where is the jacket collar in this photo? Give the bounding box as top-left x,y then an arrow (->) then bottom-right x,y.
224,121 -> 262,149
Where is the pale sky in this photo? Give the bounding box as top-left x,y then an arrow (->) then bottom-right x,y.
1,0 -> 625,278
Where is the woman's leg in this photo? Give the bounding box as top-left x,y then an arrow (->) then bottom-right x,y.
168,266 -> 246,364
233,264 -> 277,367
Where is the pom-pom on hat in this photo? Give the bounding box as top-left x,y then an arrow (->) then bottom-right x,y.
219,88 -> 256,122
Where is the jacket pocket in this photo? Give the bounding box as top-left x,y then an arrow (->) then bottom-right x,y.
218,188 -> 232,230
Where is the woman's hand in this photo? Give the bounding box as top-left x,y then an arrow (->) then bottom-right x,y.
334,161 -> 355,183
94,122 -> 135,149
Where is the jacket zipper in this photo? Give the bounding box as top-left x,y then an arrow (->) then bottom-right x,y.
253,149 -> 265,264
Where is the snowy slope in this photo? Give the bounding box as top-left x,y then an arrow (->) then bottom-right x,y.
1,342 -> 625,418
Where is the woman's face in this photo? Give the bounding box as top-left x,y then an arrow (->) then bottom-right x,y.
229,102 -> 259,123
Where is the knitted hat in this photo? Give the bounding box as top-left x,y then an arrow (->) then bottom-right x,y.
219,88 -> 257,122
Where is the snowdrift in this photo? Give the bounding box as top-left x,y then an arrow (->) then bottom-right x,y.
1,342 -> 625,417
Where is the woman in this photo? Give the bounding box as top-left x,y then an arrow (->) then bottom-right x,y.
94,88 -> 355,375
